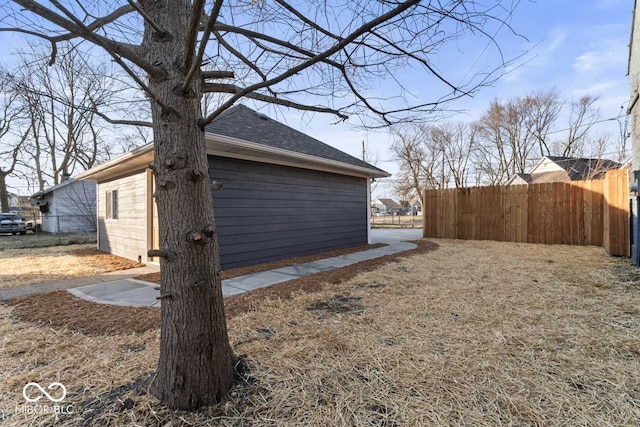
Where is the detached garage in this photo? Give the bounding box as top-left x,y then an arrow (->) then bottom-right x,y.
76,105 -> 389,269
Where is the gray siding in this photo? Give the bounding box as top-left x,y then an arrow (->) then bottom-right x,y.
209,156 -> 368,269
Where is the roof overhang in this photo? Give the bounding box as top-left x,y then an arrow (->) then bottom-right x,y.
76,132 -> 390,181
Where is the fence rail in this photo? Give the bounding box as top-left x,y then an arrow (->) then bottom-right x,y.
423,170 -> 629,256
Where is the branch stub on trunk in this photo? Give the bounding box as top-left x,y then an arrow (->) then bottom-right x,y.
189,231 -> 203,242
203,224 -> 216,236
190,169 -> 204,182
147,249 -> 174,260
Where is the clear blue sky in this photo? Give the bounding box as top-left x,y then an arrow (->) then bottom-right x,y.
0,1 -> 634,198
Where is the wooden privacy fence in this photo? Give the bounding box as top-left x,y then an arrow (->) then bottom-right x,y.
423,170 -> 629,256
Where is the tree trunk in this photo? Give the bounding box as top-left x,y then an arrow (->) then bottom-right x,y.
0,172 -> 9,212
145,2 -> 233,410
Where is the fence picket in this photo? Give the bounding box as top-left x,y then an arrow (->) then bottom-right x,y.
421,171 -> 628,256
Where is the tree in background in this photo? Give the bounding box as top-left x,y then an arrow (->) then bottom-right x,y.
393,90 -> 617,191
1,0 -> 519,409
391,121 -> 477,200
391,125 -> 430,205
475,91 -> 603,185
432,122 -> 476,188
9,44 -> 116,190
0,70 -> 30,212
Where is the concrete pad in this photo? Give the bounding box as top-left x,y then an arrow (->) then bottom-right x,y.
225,270 -> 298,291
75,279 -> 146,299
221,285 -> 247,298
370,228 -> 422,244
0,265 -> 158,302
99,286 -> 158,307
269,263 -> 336,276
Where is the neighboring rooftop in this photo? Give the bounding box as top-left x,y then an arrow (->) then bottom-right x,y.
205,104 -> 387,175
514,173 -> 532,184
375,198 -> 400,208
546,156 -> 622,181
31,178 -> 77,198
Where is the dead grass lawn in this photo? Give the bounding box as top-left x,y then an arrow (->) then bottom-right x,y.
0,244 -> 142,289
1,239 -> 640,426
0,233 -> 96,250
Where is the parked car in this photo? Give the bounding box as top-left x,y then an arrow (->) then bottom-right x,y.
0,213 -> 27,235
24,219 -> 42,233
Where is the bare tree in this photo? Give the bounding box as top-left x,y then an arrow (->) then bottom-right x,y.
431,122 -> 476,188
524,89 -> 563,157
0,71 -> 28,212
558,95 -> 599,157
475,90 -> 593,185
10,43 -> 115,189
1,0 -> 519,409
475,100 -> 512,184
391,125 -> 429,203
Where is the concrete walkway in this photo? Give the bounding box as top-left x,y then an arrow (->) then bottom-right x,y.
370,228 -> 422,244
67,240 -> 418,307
0,266 -> 158,301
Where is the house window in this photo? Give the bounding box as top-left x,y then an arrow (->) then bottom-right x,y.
106,190 -> 118,220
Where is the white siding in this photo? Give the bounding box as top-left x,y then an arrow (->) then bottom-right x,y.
509,175 -> 529,185
97,171 -> 147,262
40,192 -> 57,233
40,180 -> 96,233
530,158 -> 565,174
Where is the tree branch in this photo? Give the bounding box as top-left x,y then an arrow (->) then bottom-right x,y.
202,70 -> 234,80
125,0 -> 166,37
184,0 -> 205,69
202,1 -> 424,125
12,0 -> 159,75
50,4 -> 135,42
46,0 -> 171,113
92,109 -> 153,128
202,83 -> 348,119
181,0 -> 224,93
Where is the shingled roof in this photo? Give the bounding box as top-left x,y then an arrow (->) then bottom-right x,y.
545,156 -> 622,180
204,105 -> 386,175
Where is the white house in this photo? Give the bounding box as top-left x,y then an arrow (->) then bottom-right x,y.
507,156 -> 622,185
31,179 -> 97,233
372,198 -> 400,215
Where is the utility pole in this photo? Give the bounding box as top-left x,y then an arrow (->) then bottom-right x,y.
362,140 -> 366,161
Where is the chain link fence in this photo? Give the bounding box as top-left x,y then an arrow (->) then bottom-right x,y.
370,212 -> 423,228
1,214 -> 97,249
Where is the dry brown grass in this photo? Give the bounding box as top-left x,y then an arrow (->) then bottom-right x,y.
0,244 -> 142,289
0,233 -> 96,251
1,239 -> 640,426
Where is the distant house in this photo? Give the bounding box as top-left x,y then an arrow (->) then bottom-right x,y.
372,198 -> 401,215
6,193 -> 31,214
507,156 -> 622,185
409,197 -> 422,213
30,178 -> 96,233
